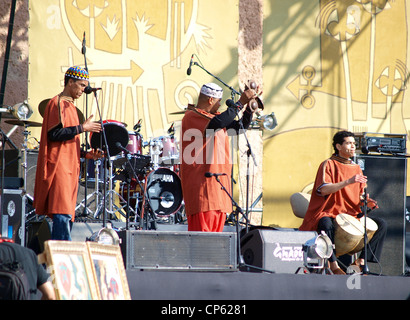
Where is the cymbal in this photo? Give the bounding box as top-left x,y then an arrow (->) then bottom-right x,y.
5,119 -> 43,127
38,98 -> 85,124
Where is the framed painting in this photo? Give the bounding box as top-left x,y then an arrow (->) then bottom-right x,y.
42,240 -> 100,300
87,242 -> 131,300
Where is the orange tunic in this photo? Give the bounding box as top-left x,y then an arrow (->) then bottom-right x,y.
180,105 -> 232,217
299,155 -> 365,231
33,95 -> 81,221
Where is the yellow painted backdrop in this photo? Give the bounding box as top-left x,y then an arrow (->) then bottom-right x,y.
28,0 -> 239,141
262,0 -> 409,228
27,0 -> 410,229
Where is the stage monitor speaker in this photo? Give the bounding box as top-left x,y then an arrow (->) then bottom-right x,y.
1,189 -> 25,245
240,228 -> 317,274
356,154 -> 407,276
119,230 -> 237,271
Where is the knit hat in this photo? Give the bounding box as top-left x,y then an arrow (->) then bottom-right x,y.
65,66 -> 89,81
200,83 -> 223,99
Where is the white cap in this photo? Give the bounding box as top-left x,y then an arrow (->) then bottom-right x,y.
200,83 -> 223,99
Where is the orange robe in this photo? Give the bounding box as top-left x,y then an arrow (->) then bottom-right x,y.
180,105 -> 232,218
299,155 -> 365,231
33,95 -> 81,221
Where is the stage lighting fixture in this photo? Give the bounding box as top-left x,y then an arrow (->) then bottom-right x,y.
0,100 -> 33,120
302,232 -> 333,270
90,224 -> 121,246
252,112 -> 278,131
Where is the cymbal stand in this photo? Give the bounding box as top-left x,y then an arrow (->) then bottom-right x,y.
122,154 -> 156,230
101,158 -> 129,220
75,159 -> 103,218
21,124 -> 30,196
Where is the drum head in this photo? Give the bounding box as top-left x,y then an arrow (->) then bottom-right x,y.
90,122 -> 129,156
146,168 -> 182,216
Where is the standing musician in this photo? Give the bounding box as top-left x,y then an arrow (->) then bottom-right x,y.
180,83 -> 258,232
34,66 -> 102,241
299,130 -> 387,274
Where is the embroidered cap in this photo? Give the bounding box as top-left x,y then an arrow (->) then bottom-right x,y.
65,66 -> 89,81
200,83 -> 223,99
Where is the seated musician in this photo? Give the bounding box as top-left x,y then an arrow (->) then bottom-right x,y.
299,130 -> 387,275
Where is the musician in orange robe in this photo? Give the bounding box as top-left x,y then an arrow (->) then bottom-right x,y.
180,83 -> 257,232
299,131 -> 387,274
34,66 -> 102,240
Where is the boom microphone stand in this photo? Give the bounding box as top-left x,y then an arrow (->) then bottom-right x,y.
188,56 -> 256,232
210,173 -> 274,273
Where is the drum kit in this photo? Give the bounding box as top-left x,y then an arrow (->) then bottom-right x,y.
77,118 -> 184,228
5,100 -> 184,229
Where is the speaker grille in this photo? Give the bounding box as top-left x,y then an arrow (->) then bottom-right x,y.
121,230 -> 237,271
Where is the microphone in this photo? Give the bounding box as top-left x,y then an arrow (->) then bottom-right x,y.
186,54 -> 194,75
167,122 -> 175,135
133,119 -> 142,131
84,86 -> 102,94
115,141 -> 130,154
205,172 -> 227,178
226,99 -> 242,110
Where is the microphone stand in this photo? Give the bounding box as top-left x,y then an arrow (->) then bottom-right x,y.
361,188 -> 370,275
81,31 -> 90,218
89,90 -> 110,228
211,174 -> 274,273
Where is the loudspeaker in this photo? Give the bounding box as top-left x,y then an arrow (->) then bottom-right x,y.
356,154 -> 407,276
24,150 -> 38,198
119,230 -> 237,271
26,218 -> 51,254
0,149 -> 19,177
240,228 -> 317,274
1,189 -> 26,245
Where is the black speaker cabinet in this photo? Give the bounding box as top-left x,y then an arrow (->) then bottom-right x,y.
240,228 -> 317,274
119,230 -> 237,271
356,154 -> 407,276
0,149 -> 19,177
1,189 -> 26,245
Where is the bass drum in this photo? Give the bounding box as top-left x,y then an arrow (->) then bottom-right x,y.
146,167 -> 182,216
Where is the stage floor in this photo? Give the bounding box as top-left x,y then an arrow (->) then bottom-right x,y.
126,269 -> 410,300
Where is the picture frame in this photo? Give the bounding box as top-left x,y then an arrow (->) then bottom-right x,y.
86,242 -> 131,300
42,240 -> 100,300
